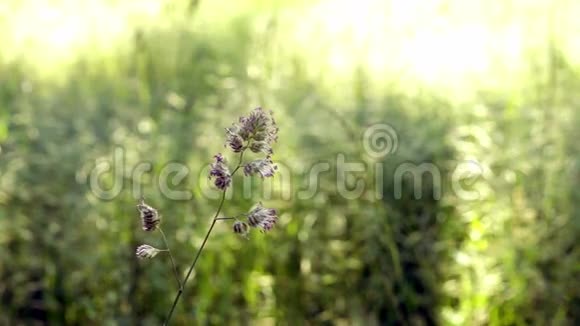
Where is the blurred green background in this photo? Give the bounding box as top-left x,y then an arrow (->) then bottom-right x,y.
1,0 -> 579,325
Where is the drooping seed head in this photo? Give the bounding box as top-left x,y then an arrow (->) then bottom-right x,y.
247,202 -> 278,232
209,153 -> 232,190
232,221 -> 250,238
136,244 -> 161,259
137,198 -> 160,232
243,156 -> 277,178
225,126 -> 244,153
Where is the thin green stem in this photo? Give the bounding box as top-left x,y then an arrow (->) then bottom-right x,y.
163,192 -> 224,325
216,212 -> 247,221
231,148 -> 246,175
163,149 -> 246,325
159,227 -> 181,290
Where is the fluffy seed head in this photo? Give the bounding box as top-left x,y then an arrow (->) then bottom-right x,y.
233,221 -> 249,237
225,108 -> 278,154
225,126 -> 244,152
137,198 -> 160,231
209,153 -> 232,190
247,203 -> 278,232
136,244 -> 161,259
243,156 -> 277,178
249,141 -> 271,154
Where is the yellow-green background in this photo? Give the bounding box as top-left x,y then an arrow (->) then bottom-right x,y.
0,0 -> 579,324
